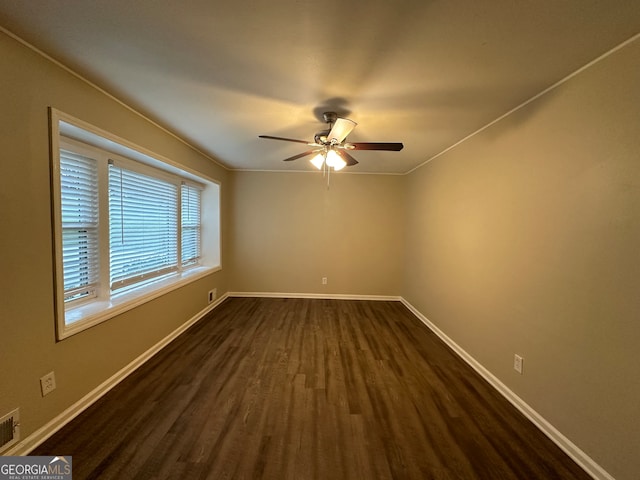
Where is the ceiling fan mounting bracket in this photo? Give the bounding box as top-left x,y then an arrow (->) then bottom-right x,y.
322,111 -> 338,125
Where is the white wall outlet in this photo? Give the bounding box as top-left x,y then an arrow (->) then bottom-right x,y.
40,371 -> 56,397
514,354 -> 524,374
208,288 -> 217,303
322,277 -> 328,285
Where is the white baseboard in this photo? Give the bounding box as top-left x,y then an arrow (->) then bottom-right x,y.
7,293 -> 229,456
227,291 -> 401,301
399,298 -> 614,480
9,291 -> 613,480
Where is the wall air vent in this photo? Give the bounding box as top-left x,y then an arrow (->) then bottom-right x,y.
0,408 -> 20,452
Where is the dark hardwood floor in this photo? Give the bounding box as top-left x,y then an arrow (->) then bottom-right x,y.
33,297 -> 592,479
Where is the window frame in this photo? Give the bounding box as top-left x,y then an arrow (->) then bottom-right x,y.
50,109 -> 221,340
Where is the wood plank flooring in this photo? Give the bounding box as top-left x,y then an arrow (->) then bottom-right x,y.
33,297 -> 592,479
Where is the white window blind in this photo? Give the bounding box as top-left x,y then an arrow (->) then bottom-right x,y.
60,150 -> 99,302
108,162 -> 179,291
181,182 -> 202,266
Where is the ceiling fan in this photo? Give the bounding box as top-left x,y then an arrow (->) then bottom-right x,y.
258,112 -> 403,171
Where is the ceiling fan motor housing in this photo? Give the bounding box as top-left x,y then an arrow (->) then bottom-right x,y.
322,111 -> 338,124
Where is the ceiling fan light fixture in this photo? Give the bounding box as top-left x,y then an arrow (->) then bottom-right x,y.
333,159 -> 347,171
310,152 -> 325,170
325,150 -> 346,171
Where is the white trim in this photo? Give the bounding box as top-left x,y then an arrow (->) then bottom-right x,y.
0,27 -> 227,171
3,27 -> 638,178
400,298 -> 614,480
231,168 -> 405,176
6,293 -> 229,456
7,291 -> 613,480
52,109 -> 221,186
61,266 -> 220,339
50,109 -> 223,339
227,291 -> 401,301
406,31 -> 640,175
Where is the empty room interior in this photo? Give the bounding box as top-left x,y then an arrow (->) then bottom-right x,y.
1,1 -> 639,479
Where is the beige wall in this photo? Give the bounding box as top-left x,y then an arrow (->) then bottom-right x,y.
229,171 -> 405,296
403,38 -> 640,479
0,32 -> 229,443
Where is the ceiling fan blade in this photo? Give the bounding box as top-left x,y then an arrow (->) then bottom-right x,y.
336,149 -> 358,167
259,135 -> 312,145
347,142 -> 404,151
282,149 -> 323,162
326,118 -> 357,143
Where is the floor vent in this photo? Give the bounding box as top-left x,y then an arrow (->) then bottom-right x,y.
0,408 -> 20,452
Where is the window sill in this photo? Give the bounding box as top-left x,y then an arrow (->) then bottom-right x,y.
59,265 -> 220,340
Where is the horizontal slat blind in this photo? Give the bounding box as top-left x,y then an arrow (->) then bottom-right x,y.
109,162 -> 178,290
181,182 -> 202,266
60,150 -> 99,302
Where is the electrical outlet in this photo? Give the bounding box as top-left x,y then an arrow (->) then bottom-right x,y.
514,354 -> 524,374
40,372 -> 56,397
322,277 -> 328,285
208,288 -> 217,303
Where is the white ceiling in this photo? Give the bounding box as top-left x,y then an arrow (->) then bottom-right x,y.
2,1 -> 640,173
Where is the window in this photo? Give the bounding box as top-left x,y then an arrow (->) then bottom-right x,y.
181,182 -> 202,267
51,109 -> 220,339
60,150 -> 99,303
108,161 -> 181,291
